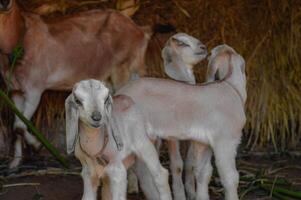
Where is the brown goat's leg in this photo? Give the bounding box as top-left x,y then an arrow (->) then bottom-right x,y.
9,134 -> 23,169
11,92 -> 25,112
20,90 -> 42,149
9,93 -> 25,169
9,90 -> 42,169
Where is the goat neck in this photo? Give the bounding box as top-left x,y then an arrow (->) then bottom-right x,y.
0,0 -> 24,54
78,121 -> 108,159
165,55 -> 196,85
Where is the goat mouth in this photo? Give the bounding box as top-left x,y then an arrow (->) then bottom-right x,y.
91,123 -> 101,128
195,51 -> 207,56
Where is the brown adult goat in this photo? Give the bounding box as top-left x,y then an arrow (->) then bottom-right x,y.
0,0 -> 149,168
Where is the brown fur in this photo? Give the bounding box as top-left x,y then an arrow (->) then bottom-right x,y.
0,0 -> 24,54
0,1 -> 149,91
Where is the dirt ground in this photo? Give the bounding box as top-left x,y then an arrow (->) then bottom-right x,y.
0,154 -> 300,200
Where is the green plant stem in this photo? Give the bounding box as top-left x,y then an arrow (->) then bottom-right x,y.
261,184 -> 301,199
273,191 -> 294,200
0,89 -> 69,168
273,187 -> 301,199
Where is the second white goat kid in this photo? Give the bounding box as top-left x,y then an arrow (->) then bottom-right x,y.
65,79 -> 172,200
117,45 -> 247,200
132,32 -> 208,200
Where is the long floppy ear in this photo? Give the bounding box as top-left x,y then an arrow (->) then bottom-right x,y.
65,93 -> 79,154
206,51 -> 218,82
105,95 -> 123,151
105,95 -> 113,118
162,45 -> 195,84
109,114 -> 124,151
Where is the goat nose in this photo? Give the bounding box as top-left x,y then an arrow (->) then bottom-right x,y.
199,44 -> 207,52
91,111 -> 102,121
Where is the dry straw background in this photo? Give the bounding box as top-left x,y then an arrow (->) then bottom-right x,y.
0,0 -> 300,157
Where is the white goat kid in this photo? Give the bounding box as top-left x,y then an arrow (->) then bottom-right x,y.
65,79 -> 172,200
184,45 -> 247,200
165,33 -> 208,200
117,44 -> 247,200
163,33 -> 207,200
132,32 -> 207,200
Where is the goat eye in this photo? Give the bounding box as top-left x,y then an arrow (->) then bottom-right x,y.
74,97 -> 82,106
177,40 -> 189,47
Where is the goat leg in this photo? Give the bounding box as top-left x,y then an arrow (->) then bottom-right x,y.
193,143 -> 212,200
9,91 -> 41,168
106,162 -> 127,200
168,140 -> 186,200
135,138 -> 172,200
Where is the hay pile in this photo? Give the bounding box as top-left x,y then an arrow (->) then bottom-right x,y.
0,0 -> 300,154
134,0 -> 301,151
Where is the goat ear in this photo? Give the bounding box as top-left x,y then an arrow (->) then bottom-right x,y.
162,45 -> 195,84
105,95 -> 113,117
105,96 -> 123,151
109,115 -> 124,151
65,93 -> 79,154
206,54 -> 219,82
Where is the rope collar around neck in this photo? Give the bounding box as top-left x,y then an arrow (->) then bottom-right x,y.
78,127 -> 110,166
